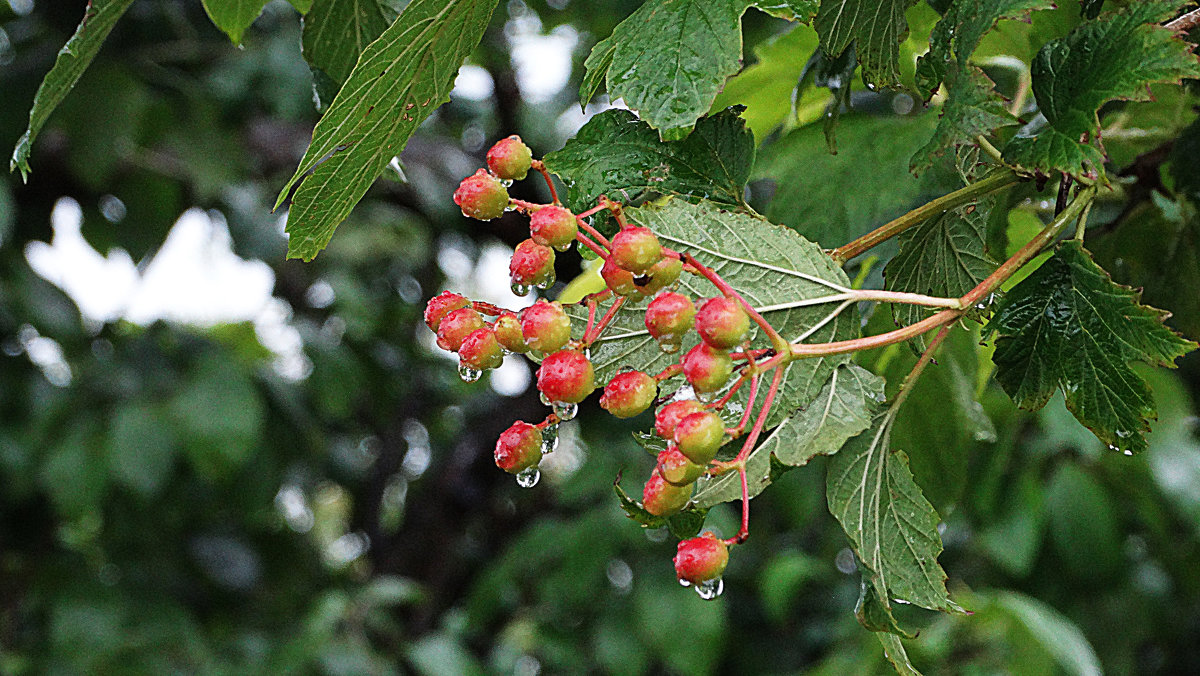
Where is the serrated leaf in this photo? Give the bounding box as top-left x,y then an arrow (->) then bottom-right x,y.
542,108 -> 754,215
827,407 -> 960,615
1001,1 -> 1200,178
1170,116 -> 1200,203
754,0 -> 819,21
301,0 -> 392,89
877,632 -> 923,676
986,241 -> 1197,453
911,67 -> 1015,171
806,44 -> 857,154
10,0 -> 136,179
1002,126 -> 1106,177
275,0 -> 498,260
580,0 -> 752,139
693,363 -> 883,508
201,0 -> 271,44
884,196 -> 997,329
814,0 -> 919,88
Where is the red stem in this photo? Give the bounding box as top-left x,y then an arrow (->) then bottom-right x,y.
583,296 -> 627,344
729,374 -> 760,437
530,160 -> 559,205
576,231 -> 608,258
725,365 -> 785,545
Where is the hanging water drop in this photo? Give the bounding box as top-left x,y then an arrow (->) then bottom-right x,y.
516,467 -> 541,488
540,391 -> 552,406
541,424 -> 559,454
657,338 -> 682,354
694,577 -> 724,600
458,365 -> 482,382
552,401 -> 578,421
511,283 -> 531,296
678,578 -> 692,588
535,277 -> 554,290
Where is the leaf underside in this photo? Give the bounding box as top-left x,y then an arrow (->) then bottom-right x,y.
301,0 -> 392,101
201,0 -> 271,44
814,0 -> 919,88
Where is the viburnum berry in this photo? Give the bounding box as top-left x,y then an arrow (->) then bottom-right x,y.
645,292 -> 696,349
510,239 -> 556,290
436,307 -> 485,352
424,291 -> 470,332
494,420 -> 543,474
486,135 -> 533,181
636,256 -> 683,296
682,343 -> 733,394
459,327 -> 504,371
610,226 -> 663,274
657,445 -> 705,486
520,300 -> 571,353
601,257 -> 640,296
674,410 -> 726,464
674,532 -> 729,584
454,169 -> 509,220
654,399 -> 705,440
599,370 -> 657,418
530,205 -> 578,251
493,312 -> 529,353
696,297 -> 750,349
643,471 -> 692,517
537,350 -> 595,404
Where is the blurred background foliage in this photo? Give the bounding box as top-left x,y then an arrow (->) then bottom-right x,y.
1,0 -> 1199,674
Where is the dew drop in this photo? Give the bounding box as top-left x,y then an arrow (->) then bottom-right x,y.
694,577 -> 724,600
541,424 -> 559,454
516,467 -> 541,488
540,391 -> 552,406
535,277 -> 554,290
458,365 -> 482,382
511,283 -> 531,296
552,401 -> 578,421
656,338 -> 682,354
553,241 -> 572,252
695,389 -> 717,404
678,578 -> 692,588
500,178 -> 514,188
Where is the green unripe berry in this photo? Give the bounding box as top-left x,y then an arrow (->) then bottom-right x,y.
674,410 -> 725,464
682,343 -> 733,394
486,135 -> 533,181
696,297 -> 750,349
610,227 -> 663,274
601,257 -> 641,296
657,445 -> 705,486
637,256 -> 683,296
520,300 -> 571,353
530,205 -> 578,251
654,399 -> 705,440
493,312 -> 529,353
454,169 -> 509,220
599,370 -> 657,418
643,471 -> 693,517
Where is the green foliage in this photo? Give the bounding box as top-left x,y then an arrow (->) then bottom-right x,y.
301,0 -> 394,106
814,0 -> 919,88
201,0 -> 272,44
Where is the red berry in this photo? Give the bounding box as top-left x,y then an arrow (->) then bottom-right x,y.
486,135 -> 533,181
424,291 -> 470,332
520,300 -> 571,353
599,370 -> 657,418
530,205 -> 578,251
537,350 -> 595,404
601,257 -> 640,296
510,239 -> 556,290
638,256 -> 683,296
674,533 -> 729,584
682,343 -> 733,394
643,471 -> 693,517
674,410 -> 725,464
454,169 -> 509,220
493,312 -> 529,353
459,327 -> 504,371
657,445 -> 705,486
654,399 -> 705,440
645,292 -> 696,348
436,307 -> 485,352
696,297 -> 750,349
495,421 -> 543,473
610,227 -> 663,274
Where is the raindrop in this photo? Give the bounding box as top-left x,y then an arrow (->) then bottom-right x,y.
541,424 -> 560,454
535,277 -> 554,290
458,365 -> 482,382
500,178 -> 514,188
866,82 -> 877,91
511,283 -> 531,296
552,401 -> 578,421
1123,449 -> 1134,456
694,577 -> 724,600
678,578 -> 692,588
656,338 -> 682,354
516,467 -> 541,488
695,389 -> 717,404
553,241 -> 572,252
540,391 -> 552,406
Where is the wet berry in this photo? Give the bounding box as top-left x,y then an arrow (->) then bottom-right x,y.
520,300 -> 571,353
599,370 -> 657,418
459,328 -> 504,371
643,471 -> 693,517
493,312 -> 529,353
696,297 -> 750,349
510,239 -> 555,289
424,291 -> 470,332
645,292 -> 696,347
601,257 -> 640,296
495,421 -> 543,473
674,533 -> 729,584
486,135 -> 533,181
454,169 -> 509,220
654,399 -> 705,440
610,227 -> 663,274
530,205 -> 578,251
682,343 -> 733,394
637,256 -> 683,296
674,410 -> 725,464
537,350 -> 595,404
436,307 -> 485,352
657,445 -> 705,486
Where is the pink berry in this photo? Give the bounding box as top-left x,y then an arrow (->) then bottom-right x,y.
537,350 -> 595,404
493,312 -> 529,354
654,399 -> 705,440
643,470 -> 693,517
436,307 -> 485,352
682,343 -> 733,394
696,297 -> 750,349
638,256 -> 683,296
645,292 -> 696,348
424,291 -> 470,332
674,410 -> 725,464
657,445 -> 705,486
610,227 -> 663,274
520,300 -> 571,353
454,169 -> 509,220
486,135 -> 533,181
495,421 -> 543,473
674,533 -> 729,584
459,327 -> 504,371
530,205 -> 578,251
601,257 -> 640,296
510,239 -> 556,290
599,370 -> 657,418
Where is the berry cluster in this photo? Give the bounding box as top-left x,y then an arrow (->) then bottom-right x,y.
430,135 -> 785,596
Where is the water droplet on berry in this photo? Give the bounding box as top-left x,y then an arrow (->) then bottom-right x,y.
695,389 -> 716,404
511,283 -> 531,296
540,391 -> 552,406
656,338 -> 682,354
678,578 -> 692,588
553,241 -> 572,252
458,365 -> 482,382
694,577 -> 724,600
552,401 -> 578,421
499,178 -> 514,188
516,466 -> 541,488
541,424 -> 559,454
535,278 -> 553,290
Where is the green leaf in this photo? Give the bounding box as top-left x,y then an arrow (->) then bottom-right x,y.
542,107 -> 755,214
201,0 -> 271,44
807,44 -> 858,154
574,199 -> 857,386
301,0 -> 392,92
1170,116 -> 1200,203
107,403 -> 178,496
1001,1 -> 1200,178
827,407 -> 960,615
693,363 -> 883,508
814,0 -> 919,88
986,591 -> 1103,676
876,632 -> 923,676
613,476 -> 709,537
884,195 -> 997,329
711,25 -> 825,141
986,241 -> 1197,453
1001,127 -> 1106,177
275,0 -> 499,260
580,0 -> 753,139
911,67 -> 1014,171
10,0 -> 137,179
753,1 -> 819,21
